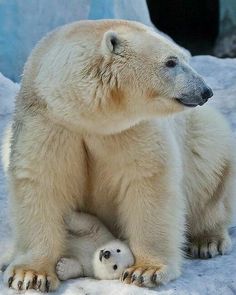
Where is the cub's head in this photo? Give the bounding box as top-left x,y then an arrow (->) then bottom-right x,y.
34,20 -> 212,134
93,239 -> 134,280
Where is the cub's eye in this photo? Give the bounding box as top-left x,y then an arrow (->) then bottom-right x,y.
113,264 -> 118,270
117,249 -> 121,253
165,59 -> 177,68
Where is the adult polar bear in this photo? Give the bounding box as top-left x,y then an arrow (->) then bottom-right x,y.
4,20 -> 235,292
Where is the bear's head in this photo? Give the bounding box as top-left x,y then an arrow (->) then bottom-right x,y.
33,20 -> 213,134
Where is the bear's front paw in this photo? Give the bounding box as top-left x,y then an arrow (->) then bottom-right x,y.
121,263 -> 180,288
4,263 -> 59,292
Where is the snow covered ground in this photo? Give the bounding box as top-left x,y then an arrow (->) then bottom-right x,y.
0,55 -> 236,294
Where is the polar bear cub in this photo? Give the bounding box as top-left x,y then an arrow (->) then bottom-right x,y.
56,212 -> 134,280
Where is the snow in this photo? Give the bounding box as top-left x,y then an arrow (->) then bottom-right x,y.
0,55 -> 236,294
0,73 -> 19,116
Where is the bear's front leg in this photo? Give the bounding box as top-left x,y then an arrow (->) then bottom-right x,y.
4,119 -> 86,292
3,178 -> 65,292
119,175 -> 185,287
4,253 -> 60,292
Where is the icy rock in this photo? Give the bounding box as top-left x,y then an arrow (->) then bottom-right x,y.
214,0 -> 236,57
214,29 -> 236,58
0,0 -> 152,82
190,55 -> 236,135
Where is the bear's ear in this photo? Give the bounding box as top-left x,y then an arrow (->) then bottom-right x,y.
102,31 -> 124,55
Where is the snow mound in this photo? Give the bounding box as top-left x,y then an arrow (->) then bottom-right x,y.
0,73 -> 19,115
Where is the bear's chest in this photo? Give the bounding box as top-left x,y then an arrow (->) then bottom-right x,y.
82,121 -> 172,234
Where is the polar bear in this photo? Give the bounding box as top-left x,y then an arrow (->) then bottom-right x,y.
56,211 -> 134,281
4,20 -> 235,292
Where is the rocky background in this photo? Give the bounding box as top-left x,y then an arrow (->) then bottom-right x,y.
214,0 -> 236,58
0,0 -> 152,82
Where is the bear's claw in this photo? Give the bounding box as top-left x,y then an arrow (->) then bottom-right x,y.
187,234 -> 232,259
4,265 -> 59,292
121,264 -> 174,287
8,276 -> 13,288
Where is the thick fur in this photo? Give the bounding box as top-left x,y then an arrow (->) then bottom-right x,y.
3,20 -> 235,291
56,211 -> 134,280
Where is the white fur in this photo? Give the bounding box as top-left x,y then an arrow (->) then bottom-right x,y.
93,240 -> 134,280
3,20 -> 235,292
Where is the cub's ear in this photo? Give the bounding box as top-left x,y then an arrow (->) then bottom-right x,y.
102,31 -> 124,55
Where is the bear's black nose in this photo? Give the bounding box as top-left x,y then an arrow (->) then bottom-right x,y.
201,87 -> 213,100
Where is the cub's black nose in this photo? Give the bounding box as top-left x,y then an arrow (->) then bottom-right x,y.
99,250 -> 111,261
103,250 -> 111,259
201,87 -> 213,100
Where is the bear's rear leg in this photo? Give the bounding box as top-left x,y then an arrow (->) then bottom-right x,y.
186,229 -> 232,259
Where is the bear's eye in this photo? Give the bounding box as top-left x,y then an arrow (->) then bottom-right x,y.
113,264 -> 118,270
165,59 -> 177,68
117,249 -> 121,253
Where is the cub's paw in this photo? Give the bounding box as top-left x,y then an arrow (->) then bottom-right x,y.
121,264 -> 179,287
4,264 -> 59,292
56,257 -> 83,281
187,234 -> 232,259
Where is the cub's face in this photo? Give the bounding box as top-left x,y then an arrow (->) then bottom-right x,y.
93,240 -> 134,280
36,20 -> 212,134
